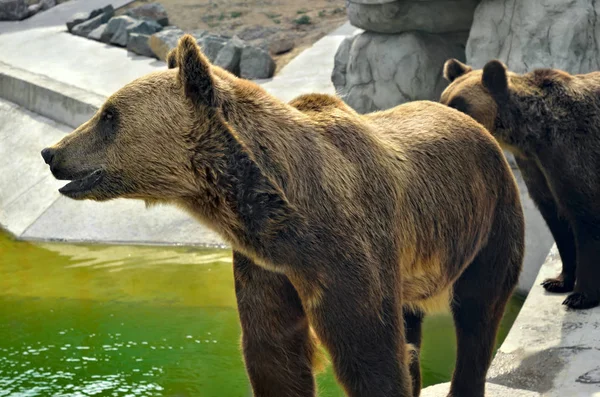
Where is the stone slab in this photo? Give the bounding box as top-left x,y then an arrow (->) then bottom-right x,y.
0,99 -> 66,235
421,382 -> 541,397
487,246 -> 600,397
0,26 -> 166,98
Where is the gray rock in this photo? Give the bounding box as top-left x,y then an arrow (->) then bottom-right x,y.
240,46 -> 276,79
198,35 -> 228,62
467,0 -> 600,74
67,5 -> 113,33
127,33 -> 154,57
0,0 -> 28,20
125,2 -> 168,26
347,0 -> 479,34
87,23 -> 106,41
71,8 -> 114,38
38,0 -> 54,11
331,36 -> 355,90
332,31 -> 467,113
101,16 -> 137,47
269,35 -> 294,55
214,36 -> 245,75
149,28 -> 184,61
26,2 -> 39,16
126,19 -> 162,40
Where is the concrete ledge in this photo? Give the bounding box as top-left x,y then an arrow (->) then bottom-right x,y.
422,244 -> 600,397
0,61 -> 104,129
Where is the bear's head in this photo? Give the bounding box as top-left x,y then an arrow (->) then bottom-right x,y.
439,58 -> 519,134
41,35 -> 230,204
440,58 -> 576,150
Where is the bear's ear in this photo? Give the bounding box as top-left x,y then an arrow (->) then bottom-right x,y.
176,34 -> 217,107
167,48 -> 178,69
443,59 -> 472,82
482,60 -> 509,98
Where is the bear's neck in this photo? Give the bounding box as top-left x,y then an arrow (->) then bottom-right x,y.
183,107 -> 308,267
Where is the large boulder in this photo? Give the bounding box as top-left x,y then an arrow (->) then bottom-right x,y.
332,31 -> 467,113
66,5 -> 113,32
125,2 -> 168,26
239,46 -> 276,79
467,0 -> 600,74
214,36 -> 245,74
197,35 -> 229,62
38,0 -> 54,11
100,16 -> 137,46
0,0 -> 28,20
331,36 -> 354,89
87,23 -> 107,41
347,0 -> 480,34
26,2 -> 40,16
127,33 -> 154,57
126,19 -> 162,38
149,28 -> 184,60
71,8 -> 114,37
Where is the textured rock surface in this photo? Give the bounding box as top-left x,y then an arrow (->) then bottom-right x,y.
467,0 -> 600,73
26,2 -> 39,16
149,27 -> 184,60
71,8 -> 114,38
269,35 -> 294,55
333,31 -> 467,113
125,2 -> 168,26
197,35 -> 228,62
38,0 -> 53,11
347,0 -> 479,34
214,36 -> 245,74
0,0 -> 28,20
127,33 -> 154,57
126,19 -> 162,38
101,16 -> 137,46
331,35 -> 354,90
240,45 -> 276,79
66,5 -> 113,32
87,23 -> 107,41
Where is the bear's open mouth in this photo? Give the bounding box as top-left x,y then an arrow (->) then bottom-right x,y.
59,169 -> 105,198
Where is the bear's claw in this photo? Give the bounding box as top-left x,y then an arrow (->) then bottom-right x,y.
563,292 -> 600,310
541,277 -> 574,293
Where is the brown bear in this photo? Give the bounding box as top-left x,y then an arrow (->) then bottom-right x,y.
41,35 -> 524,397
440,58 -> 600,311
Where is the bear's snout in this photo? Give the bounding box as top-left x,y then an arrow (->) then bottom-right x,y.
41,147 -> 55,165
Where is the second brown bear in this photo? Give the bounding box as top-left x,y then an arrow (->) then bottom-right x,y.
441,58 -> 600,310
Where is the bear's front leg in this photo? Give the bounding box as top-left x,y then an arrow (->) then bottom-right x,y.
233,252 -> 318,397
295,272 -> 413,397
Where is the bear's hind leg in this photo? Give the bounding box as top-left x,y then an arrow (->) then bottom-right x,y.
233,252 -> 317,397
404,308 -> 424,397
514,157 -> 576,293
449,207 -> 523,397
563,217 -> 600,310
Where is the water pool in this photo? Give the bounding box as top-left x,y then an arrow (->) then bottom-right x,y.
0,230 -> 524,396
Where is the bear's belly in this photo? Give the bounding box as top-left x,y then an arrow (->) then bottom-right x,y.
401,274 -> 453,315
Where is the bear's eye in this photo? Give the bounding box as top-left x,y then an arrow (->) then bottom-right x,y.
102,109 -> 114,121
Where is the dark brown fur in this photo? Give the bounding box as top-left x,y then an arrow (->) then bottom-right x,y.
42,36 -> 524,397
441,58 -> 600,310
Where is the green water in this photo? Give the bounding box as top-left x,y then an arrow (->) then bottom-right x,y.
0,230 -> 524,397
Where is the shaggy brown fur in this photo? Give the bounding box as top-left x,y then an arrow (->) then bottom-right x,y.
441,58 -> 600,310
42,36 -> 524,397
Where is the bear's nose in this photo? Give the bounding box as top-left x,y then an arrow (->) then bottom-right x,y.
41,148 -> 55,165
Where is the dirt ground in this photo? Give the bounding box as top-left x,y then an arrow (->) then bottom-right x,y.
124,0 -> 348,73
